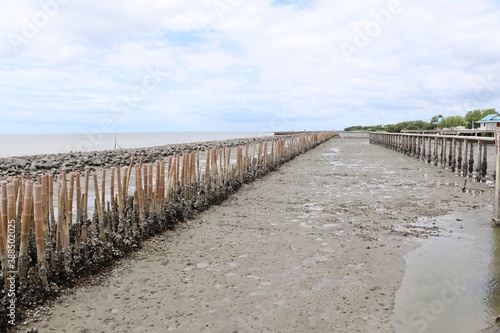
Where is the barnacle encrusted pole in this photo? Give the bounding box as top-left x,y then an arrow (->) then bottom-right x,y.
19,180 -> 33,287
33,184 -> 48,286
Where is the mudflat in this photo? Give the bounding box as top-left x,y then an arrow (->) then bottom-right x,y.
20,138 -> 493,332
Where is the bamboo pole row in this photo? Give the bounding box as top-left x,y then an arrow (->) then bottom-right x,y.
0,132 -> 337,328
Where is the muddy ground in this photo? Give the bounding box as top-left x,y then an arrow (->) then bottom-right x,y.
18,138 -> 494,332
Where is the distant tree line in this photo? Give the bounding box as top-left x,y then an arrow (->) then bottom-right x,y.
344,108 -> 497,132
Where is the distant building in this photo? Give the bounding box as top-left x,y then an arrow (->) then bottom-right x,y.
476,114 -> 500,131
432,117 -> 444,127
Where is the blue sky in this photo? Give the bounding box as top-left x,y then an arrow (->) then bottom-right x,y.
1,0 -> 500,134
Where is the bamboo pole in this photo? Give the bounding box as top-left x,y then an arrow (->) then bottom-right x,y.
34,184 -> 48,286
204,149 -> 210,187
110,167 -> 115,208
68,172 -> 75,224
116,167 -> 123,219
148,164 -> 153,207
143,164 -> 148,205
42,175 -> 50,244
135,166 -> 145,231
126,156 -> 135,195
75,172 -> 82,223
84,167 -> 90,221
101,169 -> 106,214
155,161 -> 160,208
92,173 -> 105,240
18,180 -> 33,286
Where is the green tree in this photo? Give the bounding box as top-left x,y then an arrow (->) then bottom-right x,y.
437,115 -> 467,129
464,109 -> 482,128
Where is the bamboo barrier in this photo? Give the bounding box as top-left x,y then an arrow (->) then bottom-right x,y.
0,132 -> 337,329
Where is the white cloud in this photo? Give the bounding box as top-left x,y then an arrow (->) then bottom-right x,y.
0,0 -> 499,134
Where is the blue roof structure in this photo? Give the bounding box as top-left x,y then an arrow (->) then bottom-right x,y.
476,113 -> 500,123
432,116 -> 444,125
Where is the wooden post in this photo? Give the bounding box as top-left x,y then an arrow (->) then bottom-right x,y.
33,184 -> 48,285
93,173 -> 105,240
19,180 -> 33,287
493,128 -> 500,225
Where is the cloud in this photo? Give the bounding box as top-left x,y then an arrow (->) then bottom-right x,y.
0,0 -> 499,134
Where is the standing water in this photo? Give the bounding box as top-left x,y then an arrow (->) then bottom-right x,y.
392,207 -> 500,332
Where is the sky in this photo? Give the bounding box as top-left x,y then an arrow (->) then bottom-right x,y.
1,0 -> 500,134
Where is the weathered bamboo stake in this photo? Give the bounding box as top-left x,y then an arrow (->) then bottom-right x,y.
142,164 -> 149,205
75,172 -> 82,223
158,161 -> 165,208
116,167 -> 123,218
166,157 -> 172,199
135,166 -> 145,232
244,144 -> 249,171
191,152 -> 196,198
175,154 -> 180,193
211,149 -> 218,190
148,163 -> 153,208
101,169 -> 106,215
183,153 -> 189,199
125,156 -> 135,198
68,173 -> 75,224
139,166 -> 145,231
196,150 -> 201,184
55,182 -> 63,253
84,167 -> 90,221
193,152 -> 198,198
110,167 -> 116,208
110,167 -> 116,231
41,175 -> 49,245
33,184 -> 48,286
263,143 -> 268,167
180,153 -> 186,196
18,180 -> 33,287
60,180 -> 71,267
218,148 -> 223,182
225,148 -> 231,180
93,173 -> 105,241
122,166 -> 128,203
203,149 -> 210,187
155,162 -> 160,208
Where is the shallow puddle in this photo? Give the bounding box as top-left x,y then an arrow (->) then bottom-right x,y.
392,208 -> 500,333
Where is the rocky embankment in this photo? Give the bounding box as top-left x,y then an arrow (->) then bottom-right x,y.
0,136 -> 284,179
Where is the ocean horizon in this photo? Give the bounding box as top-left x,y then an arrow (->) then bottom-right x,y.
0,132 -> 272,158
